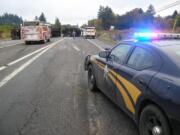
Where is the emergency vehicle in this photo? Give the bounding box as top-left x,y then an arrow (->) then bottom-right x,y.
21,21 -> 51,44
85,32 -> 180,135
82,27 -> 96,39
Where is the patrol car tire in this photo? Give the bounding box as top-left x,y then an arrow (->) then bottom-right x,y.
139,105 -> 170,135
88,65 -> 98,92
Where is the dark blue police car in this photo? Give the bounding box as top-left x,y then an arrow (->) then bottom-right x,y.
84,33 -> 180,135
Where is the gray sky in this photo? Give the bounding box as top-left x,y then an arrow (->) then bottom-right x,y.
0,0 -> 180,25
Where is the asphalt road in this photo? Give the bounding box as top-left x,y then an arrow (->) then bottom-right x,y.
0,37 -> 138,135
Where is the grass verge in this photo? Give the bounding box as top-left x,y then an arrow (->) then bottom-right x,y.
0,25 -> 13,39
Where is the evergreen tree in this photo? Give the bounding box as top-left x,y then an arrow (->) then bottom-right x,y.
0,13 -> 23,26
39,13 -> 46,22
143,4 -> 156,26
54,18 -> 61,28
146,4 -> 156,15
34,16 -> 39,21
98,6 -> 115,30
172,10 -> 178,18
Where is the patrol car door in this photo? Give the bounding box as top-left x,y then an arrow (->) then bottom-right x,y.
113,46 -> 162,112
104,44 -> 133,103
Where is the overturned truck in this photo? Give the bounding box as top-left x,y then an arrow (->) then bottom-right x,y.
11,25 -> 61,41
62,25 -> 81,37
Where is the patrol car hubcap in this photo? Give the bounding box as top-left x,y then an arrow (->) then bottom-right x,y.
152,126 -> 162,135
146,116 -> 162,135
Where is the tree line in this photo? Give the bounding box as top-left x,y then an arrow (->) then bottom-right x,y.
0,13 -> 23,26
87,5 -> 180,31
0,12 -> 61,29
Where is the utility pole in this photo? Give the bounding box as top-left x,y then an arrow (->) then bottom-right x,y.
172,16 -> 178,32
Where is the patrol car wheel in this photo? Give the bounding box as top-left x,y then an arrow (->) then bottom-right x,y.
88,65 -> 97,91
139,105 -> 170,135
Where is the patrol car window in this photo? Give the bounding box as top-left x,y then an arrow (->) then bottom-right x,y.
161,45 -> 180,68
127,47 -> 154,70
109,45 -> 132,64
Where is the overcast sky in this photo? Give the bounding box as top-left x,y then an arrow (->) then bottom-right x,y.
0,0 -> 180,25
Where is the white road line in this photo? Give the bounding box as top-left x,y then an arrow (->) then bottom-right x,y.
73,46 -> 80,52
87,39 -> 104,51
0,66 -> 6,71
7,38 -> 64,66
0,38 -> 64,88
7,45 -> 50,66
0,42 -> 24,49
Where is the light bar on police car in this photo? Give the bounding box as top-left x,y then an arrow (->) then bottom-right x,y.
134,32 -> 180,40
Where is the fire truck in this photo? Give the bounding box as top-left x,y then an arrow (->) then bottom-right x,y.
21,21 -> 51,44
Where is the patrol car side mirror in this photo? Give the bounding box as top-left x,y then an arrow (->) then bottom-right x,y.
99,51 -> 109,58
104,48 -> 110,51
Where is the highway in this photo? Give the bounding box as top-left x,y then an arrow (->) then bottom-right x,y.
0,37 -> 138,135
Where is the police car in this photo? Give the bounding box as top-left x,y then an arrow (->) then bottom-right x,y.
84,32 -> 180,135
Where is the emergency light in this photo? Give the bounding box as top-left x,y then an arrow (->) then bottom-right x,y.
134,32 -> 180,41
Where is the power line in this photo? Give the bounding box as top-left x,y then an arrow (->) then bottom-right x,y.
157,0 -> 180,12
158,0 -> 180,10
156,0 -> 180,13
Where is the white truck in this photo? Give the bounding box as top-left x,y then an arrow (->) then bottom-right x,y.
82,27 -> 96,39
21,21 -> 51,44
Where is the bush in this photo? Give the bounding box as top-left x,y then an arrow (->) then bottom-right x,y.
0,25 -> 13,39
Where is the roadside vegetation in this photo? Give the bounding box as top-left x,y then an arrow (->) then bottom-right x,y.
85,5 -> 180,43
96,30 -> 117,44
0,12 -> 63,39
0,13 -> 22,39
0,25 -> 13,39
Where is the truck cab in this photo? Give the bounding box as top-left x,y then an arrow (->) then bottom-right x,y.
82,27 -> 96,39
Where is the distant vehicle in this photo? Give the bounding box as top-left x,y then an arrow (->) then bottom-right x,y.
85,32 -> 180,135
21,21 -> 51,44
51,27 -> 61,37
11,28 -> 21,40
82,27 -> 96,39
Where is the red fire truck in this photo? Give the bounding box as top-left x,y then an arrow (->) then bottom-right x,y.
21,21 -> 51,44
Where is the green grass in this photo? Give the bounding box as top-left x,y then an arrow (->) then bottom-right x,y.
0,25 -> 13,39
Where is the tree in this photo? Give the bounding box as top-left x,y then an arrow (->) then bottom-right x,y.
88,19 -> 102,30
146,4 -> 155,15
172,11 -> 180,31
115,8 -> 145,29
89,4 -> 177,30
0,13 -> 23,26
176,14 -> 180,27
172,10 -> 178,18
39,13 -> 46,22
34,16 -> 39,21
98,6 -> 115,30
143,4 -> 156,27
54,18 -> 61,28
